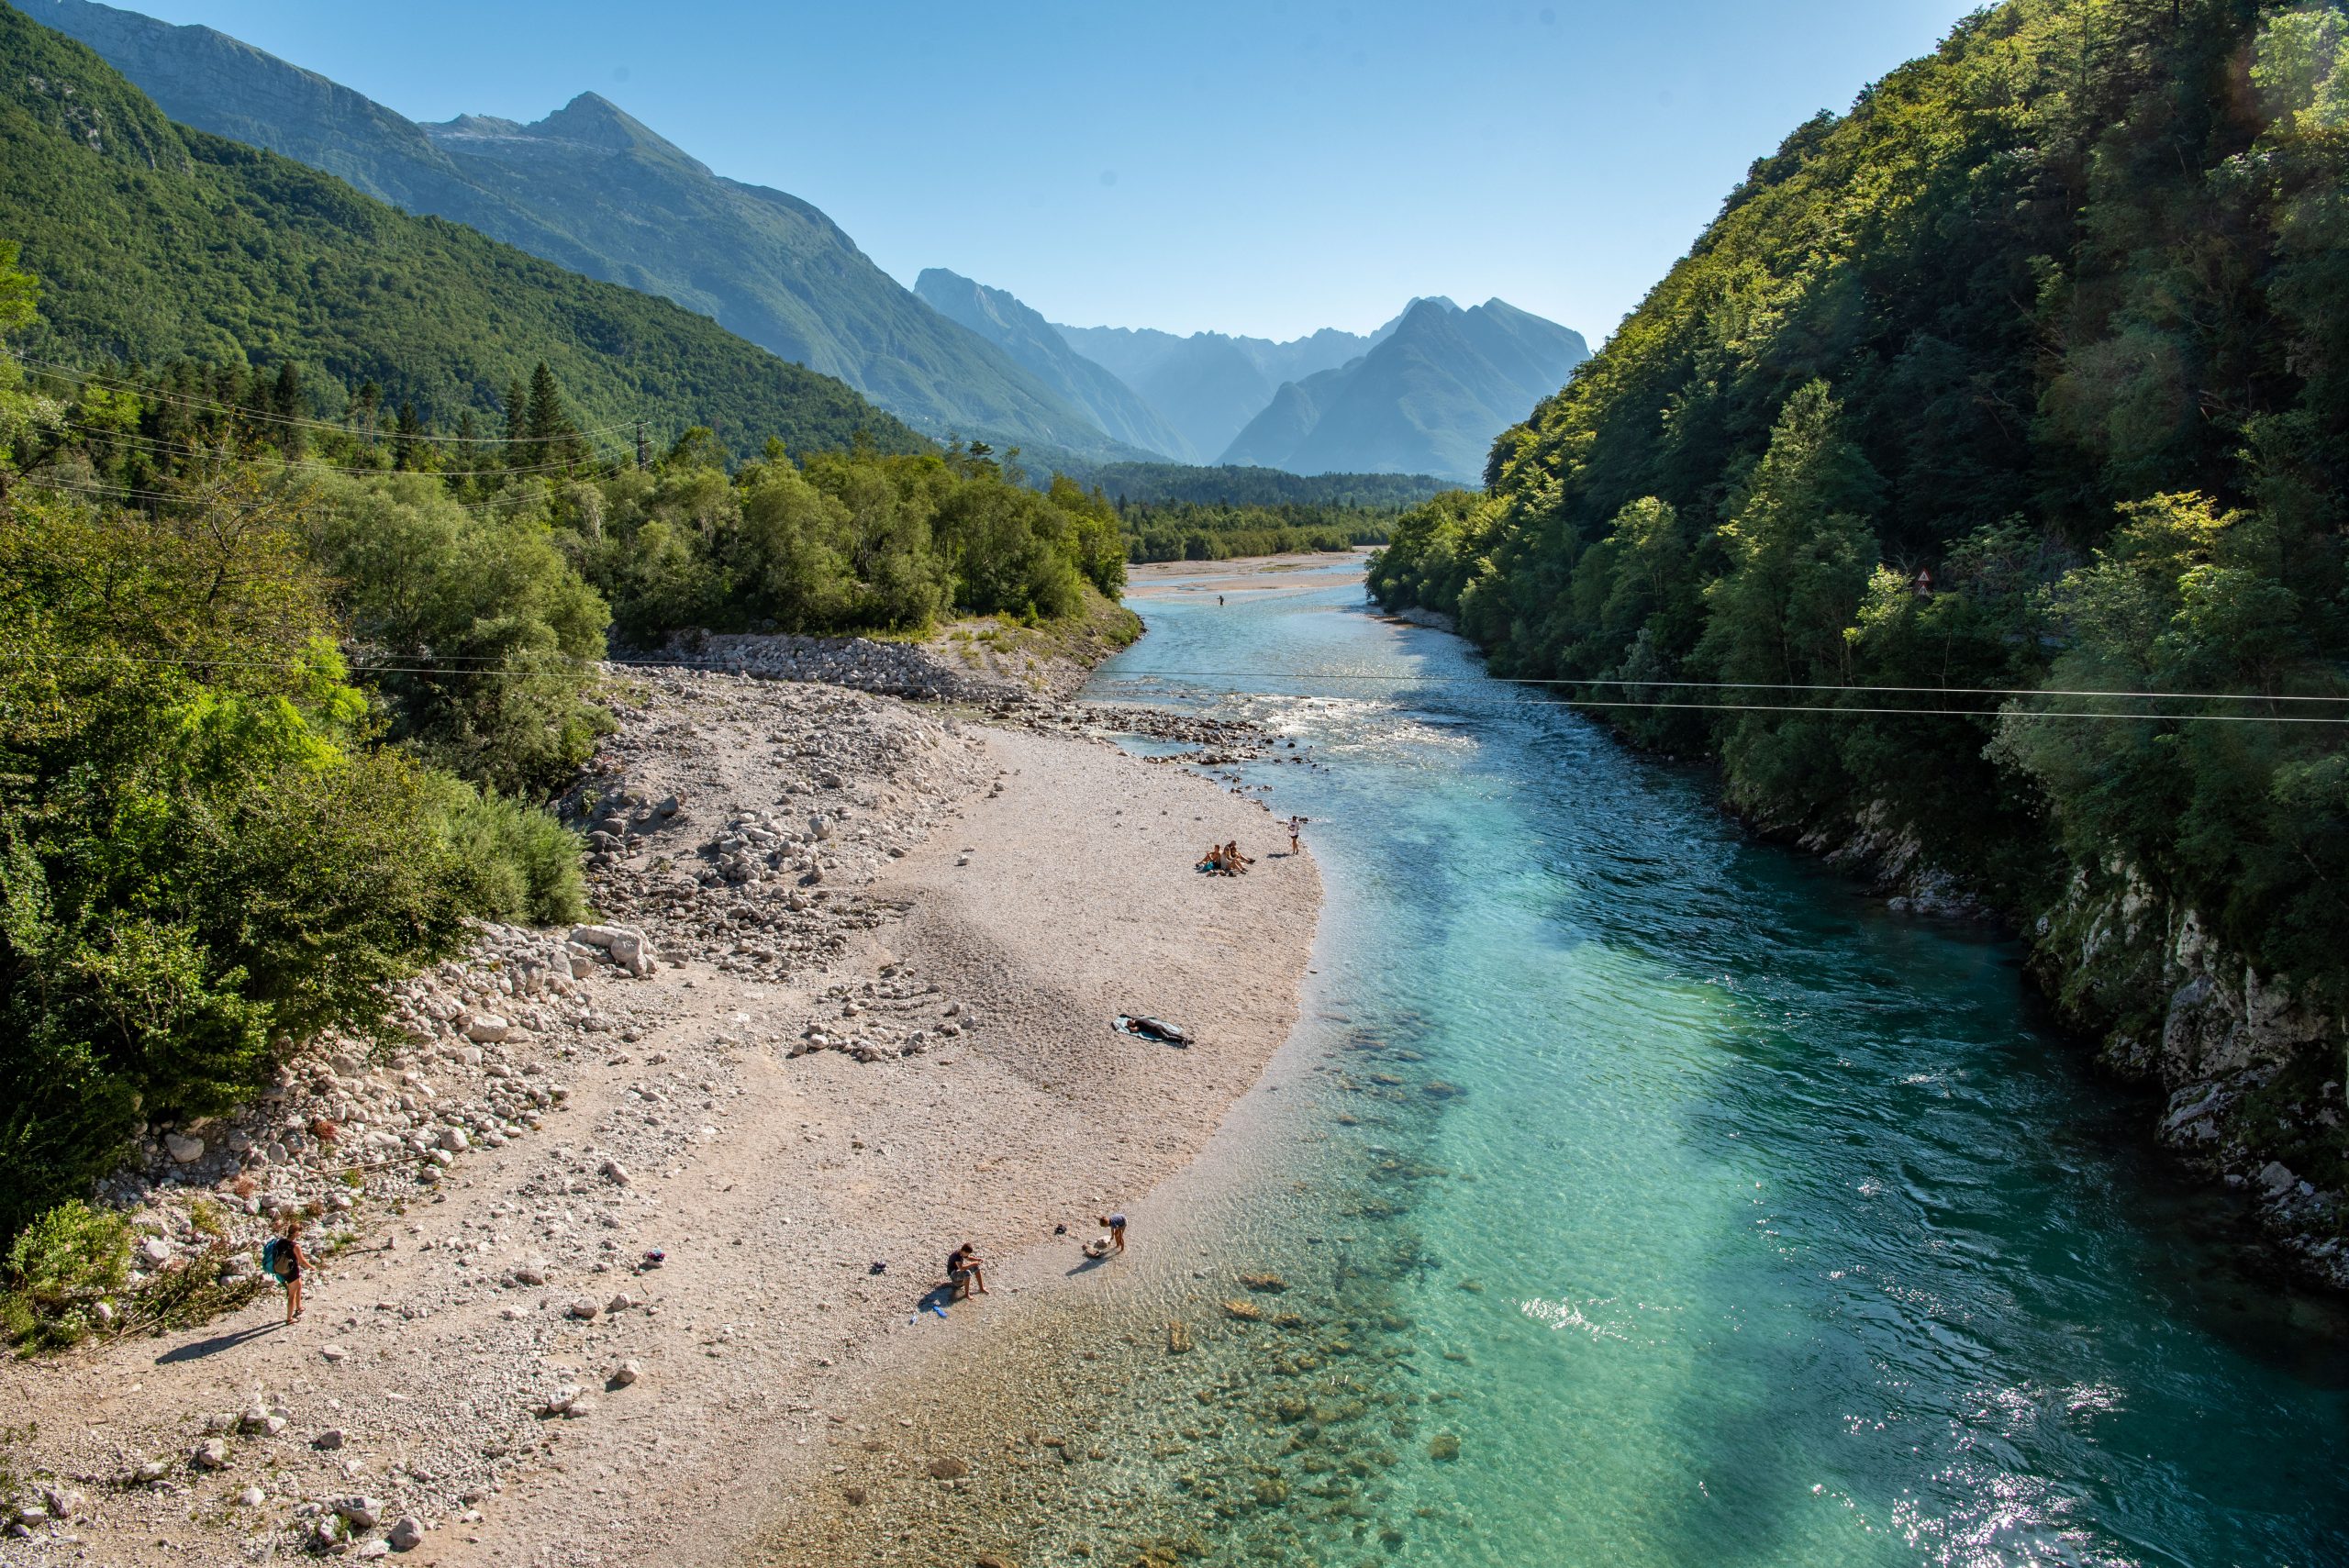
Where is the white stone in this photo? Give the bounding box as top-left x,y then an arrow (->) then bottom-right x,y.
333,1495 -> 383,1529
610,1359 -> 640,1387
314,1429 -> 346,1450
138,1235 -> 173,1266
464,1014 -> 511,1043
388,1516 -> 424,1551
191,1437 -> 229,1470
437,1126 -> 470,1153
512,1259 -> 549,1286
164,1132 -> 205,1164
238,1485 -> 267,1507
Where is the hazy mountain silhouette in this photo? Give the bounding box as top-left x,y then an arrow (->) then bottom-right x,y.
915,269 -> 1190,460
1219,298 -> 1589,482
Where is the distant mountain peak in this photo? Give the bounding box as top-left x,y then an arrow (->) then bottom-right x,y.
534,91 -> 674,154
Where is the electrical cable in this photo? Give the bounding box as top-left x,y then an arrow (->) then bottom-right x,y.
7,648 -> 2346,722
8,353 -> 641,444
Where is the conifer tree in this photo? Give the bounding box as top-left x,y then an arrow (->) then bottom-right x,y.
523,361 -> 580,473
502,377 -> 529,468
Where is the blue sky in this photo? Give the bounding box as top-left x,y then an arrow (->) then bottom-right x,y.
124,0 -> 1976,343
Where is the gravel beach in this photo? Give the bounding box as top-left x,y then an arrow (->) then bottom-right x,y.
0,651 -> 1320,1566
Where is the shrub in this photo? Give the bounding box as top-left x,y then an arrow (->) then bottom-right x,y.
431,782 -> 588,927
2,1200 -> 128,1351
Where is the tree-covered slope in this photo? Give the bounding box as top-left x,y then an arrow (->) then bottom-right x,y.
1370,0 -> 2349,1204
0,4 -> 922,454
23,0 -> 1122,457
915,269 -> 1193,461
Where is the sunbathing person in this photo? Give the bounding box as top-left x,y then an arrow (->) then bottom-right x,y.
1223,840 -> 1252,873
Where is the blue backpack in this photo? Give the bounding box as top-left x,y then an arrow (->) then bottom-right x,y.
262,1238 -> 293,1282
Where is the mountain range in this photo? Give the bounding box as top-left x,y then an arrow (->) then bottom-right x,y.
1051,314 -> 1417,462
914,269 -> 1194,461
1220,296 -> 1589,482
20,0 -> 1134,462
26,0 -> 1588,484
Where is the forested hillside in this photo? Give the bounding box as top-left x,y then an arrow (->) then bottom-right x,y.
1371,0 -> 2349,1204
0,3 -> 922,455
26,0 -> 1139,460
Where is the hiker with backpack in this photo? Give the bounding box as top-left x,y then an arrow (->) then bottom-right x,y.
263,1219 -> 314,1324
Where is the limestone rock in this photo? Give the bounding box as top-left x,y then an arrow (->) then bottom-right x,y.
332,1496 -> 384,1530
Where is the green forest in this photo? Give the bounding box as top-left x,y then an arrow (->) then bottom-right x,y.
1118,499 -> 1397,562
1369,0 -> 2349,1186
0,4 -> 921,460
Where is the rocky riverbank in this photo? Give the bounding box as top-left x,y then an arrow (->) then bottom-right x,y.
0,656 -> 1321,1566
1796,804 -> 2346,1289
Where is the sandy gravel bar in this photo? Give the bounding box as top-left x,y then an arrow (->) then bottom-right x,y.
0,679 -> 1317,1568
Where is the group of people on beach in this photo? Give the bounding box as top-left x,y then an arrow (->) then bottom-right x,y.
1200,840 -> 1253,876
1200,818 -> 1307,876
945,1214 -> 1124,1301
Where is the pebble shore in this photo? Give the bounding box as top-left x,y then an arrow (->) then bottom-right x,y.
0,623 -> 1321,1566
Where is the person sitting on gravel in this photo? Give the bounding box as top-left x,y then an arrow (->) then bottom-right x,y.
1201,844 -> 1227,873
946,1243 -> 987,1299
1222,840 -> 1252,874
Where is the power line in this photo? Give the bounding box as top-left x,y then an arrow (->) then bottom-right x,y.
9,354 -> 641,445
10,473 -> 567,517
9,648 -> 2348,723
43,415 -> 632,479
1095,670 -> 2349,706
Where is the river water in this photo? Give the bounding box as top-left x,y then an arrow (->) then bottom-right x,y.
1031,557 -> 2347,1568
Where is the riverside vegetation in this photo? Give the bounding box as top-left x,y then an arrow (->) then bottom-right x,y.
0,226 -> 1139,1340
1369,0 -> 2349,1250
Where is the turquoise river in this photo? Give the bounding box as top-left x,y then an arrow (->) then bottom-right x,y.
1040,555 -> 2349,1568
797,554 -> 2349,1568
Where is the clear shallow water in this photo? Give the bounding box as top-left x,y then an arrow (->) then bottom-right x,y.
1074,562 -> 2349,1567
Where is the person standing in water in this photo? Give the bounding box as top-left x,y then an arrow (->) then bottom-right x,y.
1286,816 -> 1308,855
1098,1213 -> 1128,1254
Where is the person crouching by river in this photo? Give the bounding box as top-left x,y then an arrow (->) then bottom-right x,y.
1099,1213 -> 1127,1254
947,1243 -> 987,1299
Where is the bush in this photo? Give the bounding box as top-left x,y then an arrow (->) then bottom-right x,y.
303,470 -> 615,797
432,783 -> 588,927
0,491 -> 476,1241
2,1200 -> 128,1351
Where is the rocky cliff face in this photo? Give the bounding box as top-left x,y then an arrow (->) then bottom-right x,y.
1811,806 -> 2348,1286
2036,860 -> 2345,1284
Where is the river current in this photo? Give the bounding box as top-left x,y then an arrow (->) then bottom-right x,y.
1039,557 -> 2348,1568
